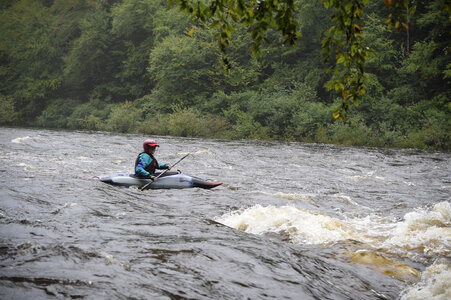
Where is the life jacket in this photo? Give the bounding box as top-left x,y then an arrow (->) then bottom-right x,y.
135,152 -> 159,175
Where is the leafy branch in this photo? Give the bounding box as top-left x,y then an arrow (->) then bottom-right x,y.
169,0 -> 428,119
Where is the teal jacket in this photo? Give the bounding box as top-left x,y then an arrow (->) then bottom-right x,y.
135,152 -> 168,177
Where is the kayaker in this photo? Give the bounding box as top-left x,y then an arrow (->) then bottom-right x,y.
135,139 -> 171,181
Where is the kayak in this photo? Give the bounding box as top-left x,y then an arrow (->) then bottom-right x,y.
96,171 -> 223,189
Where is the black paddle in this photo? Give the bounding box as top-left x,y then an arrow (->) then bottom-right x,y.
140,153 -> 190,191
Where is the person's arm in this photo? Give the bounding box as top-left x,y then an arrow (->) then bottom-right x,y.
157,162 -> 171,170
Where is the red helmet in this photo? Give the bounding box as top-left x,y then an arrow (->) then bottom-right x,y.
143,139 -> 159,152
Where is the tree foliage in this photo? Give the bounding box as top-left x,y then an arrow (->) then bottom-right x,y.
169,0 -> 449,120
0,0 -> 449,150
0,0 -> 62,118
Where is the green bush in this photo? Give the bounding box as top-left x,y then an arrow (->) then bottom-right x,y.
246,82 -> 321,139
105,101 -> 142,133
167,107 -> 207,137
418,109 -> 450,150
201,90 -> 255,115
293,101 -> 333,140
36,99 -> 79,128
139,107 -> 230,138
67,99 -> 110,130
80,115 -> 104,131
327,115 -> 375,146
223,105 -> 268,140
314,125 -> 328,144
377,122 -> 404,147
0,95 -> 18,125
140,113 -> 171,136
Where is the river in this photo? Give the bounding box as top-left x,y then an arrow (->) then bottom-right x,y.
0,127 -> 449,299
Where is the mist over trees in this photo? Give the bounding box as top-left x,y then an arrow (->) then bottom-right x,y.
0,0 -> 449,150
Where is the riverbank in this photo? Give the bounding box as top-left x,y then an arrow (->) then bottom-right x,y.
8,103 -> 450,152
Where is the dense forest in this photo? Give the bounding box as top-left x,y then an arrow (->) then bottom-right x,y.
0,0 -> 449,150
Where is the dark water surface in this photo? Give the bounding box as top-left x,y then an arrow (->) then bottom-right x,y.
0,127 -> 449,299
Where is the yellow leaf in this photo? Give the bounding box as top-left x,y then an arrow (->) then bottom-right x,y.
403,23 -> 409,30
354,24 -> 361,34
333,112 -> 340,119
188,28 -> 195,36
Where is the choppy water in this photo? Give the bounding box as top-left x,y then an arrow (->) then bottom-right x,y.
0,127 -> 449,299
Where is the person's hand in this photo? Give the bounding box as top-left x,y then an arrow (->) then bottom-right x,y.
147,175 -> 157,182
167,165 -> 172,170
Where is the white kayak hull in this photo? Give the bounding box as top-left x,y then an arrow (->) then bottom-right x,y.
96,172 -> 222,189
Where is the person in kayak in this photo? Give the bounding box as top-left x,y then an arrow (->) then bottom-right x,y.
135,139 -> 171,181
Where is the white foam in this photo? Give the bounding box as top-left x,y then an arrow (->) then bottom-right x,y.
332,194 -> 371,210
193,150 -> 212,155
215,201 -> 451,257
215,205 -> 361,245
275,192 -> 310,200
400,259 -> 451,300
112,159 -> 125,165
384,202 -> 451,256
12,136 -> 32,143
52,203 -> 78,214
16,163 -> 33,171
101,252 -> 130,270
289,163 -> 306,168
77,156 -> 90,161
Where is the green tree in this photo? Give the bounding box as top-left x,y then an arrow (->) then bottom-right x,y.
0,0 -> 62,120
110,0 -> 167,98
148,34 -> 226,108
169,0 -> 448,119
63,7 -> 115,100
